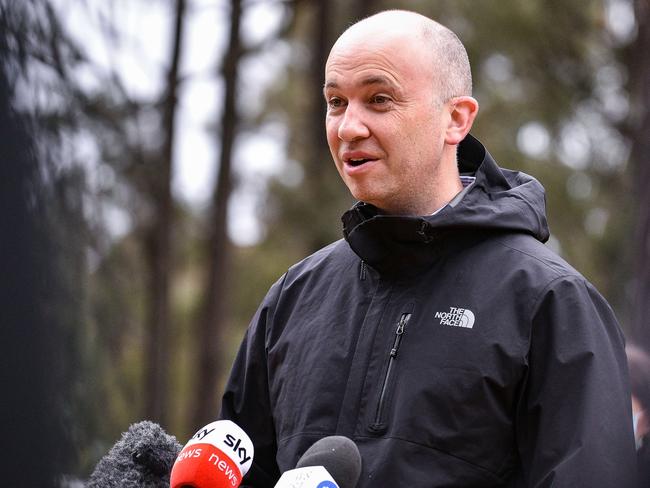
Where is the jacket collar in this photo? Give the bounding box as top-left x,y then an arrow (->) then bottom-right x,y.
341,134 -> 548,277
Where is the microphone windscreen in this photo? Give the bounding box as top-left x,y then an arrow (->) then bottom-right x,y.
86,420 -> 182,488
295,436 -> 361,488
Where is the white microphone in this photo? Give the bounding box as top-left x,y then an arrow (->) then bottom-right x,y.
273,436 -> 362,488
170,420 -> 254,488
274,466 -> 339,488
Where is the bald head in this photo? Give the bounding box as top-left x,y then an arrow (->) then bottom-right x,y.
329,10 -> 472,104
324,9 -> 479,215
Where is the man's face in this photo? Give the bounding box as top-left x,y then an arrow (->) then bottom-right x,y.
324,35 -> 450,215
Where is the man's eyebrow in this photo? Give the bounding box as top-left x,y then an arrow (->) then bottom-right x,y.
359,75 -> 396,88
323,75 -> 398,91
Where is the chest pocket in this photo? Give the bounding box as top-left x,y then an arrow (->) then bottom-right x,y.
363,312 -> 523,478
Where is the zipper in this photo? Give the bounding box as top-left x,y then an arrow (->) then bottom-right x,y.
373,312 -> 411,428
359,260 -> 367,281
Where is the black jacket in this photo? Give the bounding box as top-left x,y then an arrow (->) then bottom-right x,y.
220,135 -> 637,487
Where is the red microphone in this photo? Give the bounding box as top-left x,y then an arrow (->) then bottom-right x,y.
170,420 -> 254,488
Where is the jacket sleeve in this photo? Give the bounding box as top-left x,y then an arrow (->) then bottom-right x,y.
514,275 -> 638,488
219,276 -> 286,488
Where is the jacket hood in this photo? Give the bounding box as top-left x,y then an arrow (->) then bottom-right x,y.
342,134 -> 550,276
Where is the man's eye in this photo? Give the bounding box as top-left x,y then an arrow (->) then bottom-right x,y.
370,95 -> 391,104
327,97 -> 345,109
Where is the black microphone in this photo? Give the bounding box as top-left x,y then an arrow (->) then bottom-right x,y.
86,420 -> 182,488
274,436 -> 362,488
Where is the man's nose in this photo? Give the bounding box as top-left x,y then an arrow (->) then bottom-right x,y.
337,104 -> 370,142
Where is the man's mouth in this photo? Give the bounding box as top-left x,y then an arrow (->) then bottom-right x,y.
341,151 -> 379,169
347,158 -> 372,167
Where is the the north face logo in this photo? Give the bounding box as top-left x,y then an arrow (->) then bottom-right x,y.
435,307 -> 475,328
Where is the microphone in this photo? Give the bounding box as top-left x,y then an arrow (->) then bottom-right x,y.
86,420 -> 182,488
170,419 -> 254,488
274,436 -> 362,488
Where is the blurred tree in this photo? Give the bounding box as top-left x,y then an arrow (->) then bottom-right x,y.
0,0 -> 85,483
192,0 -> 244,427
143,0 -> 187,427
627,0 -> 650,347
64,3 -> 178,458
11,0 -> 196,470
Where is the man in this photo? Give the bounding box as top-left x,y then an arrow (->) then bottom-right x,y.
220,10 -> 637,487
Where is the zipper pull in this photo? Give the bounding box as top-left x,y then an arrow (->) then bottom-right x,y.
390,313 -> 410,358
396,317 -> 407,335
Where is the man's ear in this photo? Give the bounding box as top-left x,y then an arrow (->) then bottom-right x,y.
445,96 -> 479,145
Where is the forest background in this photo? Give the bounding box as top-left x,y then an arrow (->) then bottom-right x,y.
1,0 -> 649,484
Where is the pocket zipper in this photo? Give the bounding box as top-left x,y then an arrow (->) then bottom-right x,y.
373,312 -> 412,428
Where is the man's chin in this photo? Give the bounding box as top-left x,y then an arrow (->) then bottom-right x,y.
350,193 -> 388,211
